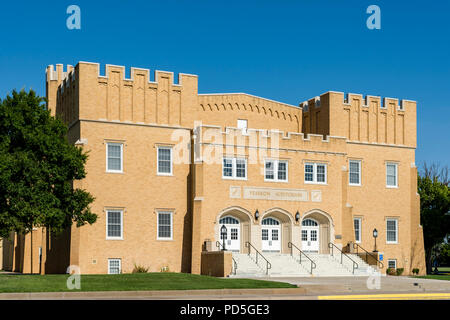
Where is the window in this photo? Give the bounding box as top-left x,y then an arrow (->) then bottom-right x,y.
222,157 -> 247,180
106,143 -> 123,172
310,230 -> 317,241
386,162 -> 398,187
272,229 -> 279,241
386,218 -> 398,243
265,160 -> 288,182
349,160 -> 361,185
304,163 -> 327,184
262,229 -> 269,241
157,211 -> 173,240
157,146 -> 172,175
108,258 -> 121,274
354,218 -> 361,243
237,119 -> 248,133
106,210 -> 123,239
302,219 -> 318,226
301,230 -> 307,241
388,259 -> 397,270
230,228 -> 238,240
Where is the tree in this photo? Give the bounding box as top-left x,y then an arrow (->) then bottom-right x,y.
418,162 -> 450,273
0,89 -> 97,273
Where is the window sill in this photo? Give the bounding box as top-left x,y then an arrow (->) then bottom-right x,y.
106,171 -> 124,174
386,185 -> 399,189
222,177 -> 248,181
264,179 -> 289,183
386,242 -> 398,245
157,238 -> 174,241
106,237 -> 124,240
349,183 -> 362,187
304,182 -> 328,186
157,173 -> 174,176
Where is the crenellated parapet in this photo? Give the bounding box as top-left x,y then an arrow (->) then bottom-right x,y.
194,124 -> 347,163
301,91 -> 417,148
46,62 -> 199,127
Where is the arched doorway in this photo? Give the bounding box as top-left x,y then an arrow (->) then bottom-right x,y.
216,206 -> 253,253
301,209 -> 333,254
261,217 -> 281,252
260,208 -> 293,254
219,216 -> 240,252
301,218 -> 319,252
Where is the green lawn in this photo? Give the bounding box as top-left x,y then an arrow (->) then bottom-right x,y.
0,272 -> 296,293
415,275 -> 450,281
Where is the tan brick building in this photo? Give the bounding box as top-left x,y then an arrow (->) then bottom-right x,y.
2,62 -> 426,276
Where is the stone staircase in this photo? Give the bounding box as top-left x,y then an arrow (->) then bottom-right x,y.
230,252 -> 381,278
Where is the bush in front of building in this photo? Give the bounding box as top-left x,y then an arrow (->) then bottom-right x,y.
386,268 -> 396,276
396,268 -> 404,276
412,268 -> 420,275
132,264 -> 149,273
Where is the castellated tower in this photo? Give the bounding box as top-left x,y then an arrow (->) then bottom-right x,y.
46,62 -> 199,128
301,91 -> 417,148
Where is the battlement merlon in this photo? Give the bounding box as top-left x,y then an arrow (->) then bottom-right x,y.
46,62 -> 199,126
300,91 -> 417,148
194,125 -> 347,156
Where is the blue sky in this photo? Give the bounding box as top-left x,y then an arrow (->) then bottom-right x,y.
0,0 -> 448,167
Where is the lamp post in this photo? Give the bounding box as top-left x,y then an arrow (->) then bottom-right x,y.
221,225 -> 227,251
373,228 -> 378,252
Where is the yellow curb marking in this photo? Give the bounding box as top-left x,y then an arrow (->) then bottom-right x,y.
318,293 -> 450,300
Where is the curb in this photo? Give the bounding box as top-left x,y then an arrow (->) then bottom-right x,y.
0,287 -> 307,300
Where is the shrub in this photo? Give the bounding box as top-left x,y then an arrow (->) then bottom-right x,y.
412,268 -> 420,275
396,268 -> 404,276
132,264 -> 149,273
386,268 -> 396,275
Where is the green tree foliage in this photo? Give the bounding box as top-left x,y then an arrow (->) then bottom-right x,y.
418,163 -> 450,273
0,89 -> 97,239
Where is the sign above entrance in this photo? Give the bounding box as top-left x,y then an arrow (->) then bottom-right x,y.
229,186 -> 321,202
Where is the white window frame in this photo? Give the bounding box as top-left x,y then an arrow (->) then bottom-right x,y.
354,217 -> 362,243
237,119 -> 248,134
157,146 -> 173,176
222,157 -> 247,180
387,259 -> 397,270
108,258 -> 122,274
304,162 -> 327,184
157,211 -> 173,240
386,162 -> 398,188
106,209 -> 123,240
386,218 -> 398,244
264,160 -> 289,182
349,160 -> 361,186
106,142 -> 123,173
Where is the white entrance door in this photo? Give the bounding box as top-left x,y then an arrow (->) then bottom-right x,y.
261,217 -> 281,252
302,218 -> 319,252
219,216 -> 240,252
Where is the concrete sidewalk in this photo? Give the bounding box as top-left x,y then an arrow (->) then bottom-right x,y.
0,276 -> 449,300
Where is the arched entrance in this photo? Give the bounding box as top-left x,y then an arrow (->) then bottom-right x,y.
261,217 -> 281,252
219,216 -> 240,251
260,208 -> 293,254
301,218 -> 319,252
301,209 -> 333,254
216,206 -> 253,253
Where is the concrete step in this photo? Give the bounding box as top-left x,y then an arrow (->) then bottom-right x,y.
231,252 -> 381,277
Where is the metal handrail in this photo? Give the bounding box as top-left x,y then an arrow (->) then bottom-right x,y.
245,241 -> 272,275
287,242 -> 316,274
216,241 -> 237,275
328,242 -> 359,274
352,243 -> 384,269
